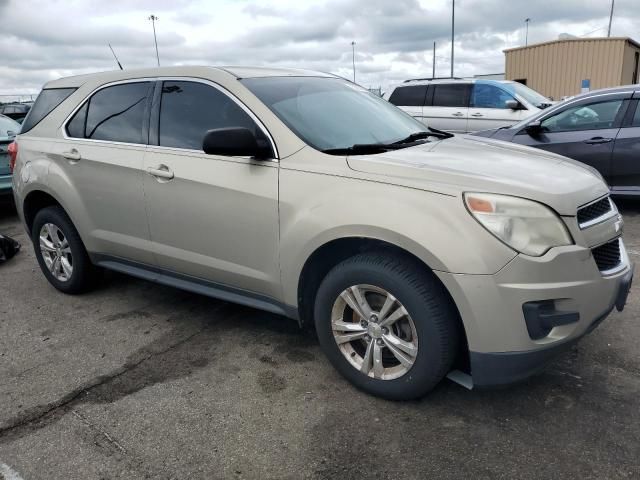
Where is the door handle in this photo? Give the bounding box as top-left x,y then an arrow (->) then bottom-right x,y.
452,112 -> 465,117
470,113 -> 484,117
62,149 -> 81,162
584,137 -> 613,145
146,164 -> 174,180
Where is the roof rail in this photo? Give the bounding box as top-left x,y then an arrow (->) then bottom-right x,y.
403,77 -> 464,83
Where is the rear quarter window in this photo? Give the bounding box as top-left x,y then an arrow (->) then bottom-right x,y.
388,85 -> 428,107
20,88 -> 76,133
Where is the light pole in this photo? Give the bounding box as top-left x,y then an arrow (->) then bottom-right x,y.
450,0 -> 455,78
525,18 -> 531,46
351,41 -> 356,83
149,14 -> 160,66
432,41 -> 436,78
607,0 -> 615,37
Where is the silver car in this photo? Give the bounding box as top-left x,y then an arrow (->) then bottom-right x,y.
11,66 -> 633,399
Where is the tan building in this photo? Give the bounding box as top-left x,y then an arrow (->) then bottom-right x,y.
504,37 -> 640,100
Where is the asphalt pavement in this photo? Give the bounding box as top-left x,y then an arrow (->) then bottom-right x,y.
0,199 -> 638,479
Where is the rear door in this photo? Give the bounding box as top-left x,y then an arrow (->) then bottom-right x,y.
609,97 -> 640,192
467,83 -> 531,132
48,80 -> 155,264
387,85 -> 428,123
511,94 -> 630,181
422,83 -> 470,133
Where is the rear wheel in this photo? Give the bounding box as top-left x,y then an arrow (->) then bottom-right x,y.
314,252 -> 459,400
32,206 -> 99,294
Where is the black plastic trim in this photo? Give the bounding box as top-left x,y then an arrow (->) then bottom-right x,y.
522,300 -> 579,340
91,253 -> 299,321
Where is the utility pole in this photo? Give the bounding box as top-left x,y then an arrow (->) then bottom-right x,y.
525,18 -> 531,46
432,41 -> 436,78
351,41 -> 356,83
450,0 -> 455,78
149,15 -> 160,66
607,0 -> 615,37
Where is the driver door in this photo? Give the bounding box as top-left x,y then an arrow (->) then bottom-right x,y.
512,94 -> 630,181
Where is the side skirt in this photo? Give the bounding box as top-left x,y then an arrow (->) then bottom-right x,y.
91,254 -> 299,321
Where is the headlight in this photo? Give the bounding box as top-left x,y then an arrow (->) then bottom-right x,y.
464,193 -> 573,256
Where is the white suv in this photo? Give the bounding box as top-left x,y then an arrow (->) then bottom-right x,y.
385,78 -> 552,133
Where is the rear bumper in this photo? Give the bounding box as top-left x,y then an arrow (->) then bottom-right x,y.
470,265 -> 632,387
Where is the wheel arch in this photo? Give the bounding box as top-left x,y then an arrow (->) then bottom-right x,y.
23,189 -> 66,235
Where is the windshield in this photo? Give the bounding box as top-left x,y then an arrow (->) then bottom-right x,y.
0,115 -> 20,137
504,82 -> 551,108
241,76 -> 430,152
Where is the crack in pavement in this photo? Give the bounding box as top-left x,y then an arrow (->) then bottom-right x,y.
0,326 -> 207,443
0,301 -> 235,444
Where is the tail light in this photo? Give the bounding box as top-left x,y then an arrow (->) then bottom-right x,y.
8,141 -> 17,173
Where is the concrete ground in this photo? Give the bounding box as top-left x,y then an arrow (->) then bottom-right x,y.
0,199 -> 638,480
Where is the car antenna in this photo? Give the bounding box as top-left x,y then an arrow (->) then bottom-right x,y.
108,43 -> 124,70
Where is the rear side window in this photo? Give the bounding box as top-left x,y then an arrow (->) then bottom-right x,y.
158,80 -> 263,150
388,85 -> 427,107
20,88 -> 75,133
432,84 -> 470,108
66,82 -> 151,144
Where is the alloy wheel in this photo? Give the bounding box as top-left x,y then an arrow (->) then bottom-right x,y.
39,223 -> 73,282
331,284 -> 418,380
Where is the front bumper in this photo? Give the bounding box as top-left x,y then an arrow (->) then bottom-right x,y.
436,239 -> 634,388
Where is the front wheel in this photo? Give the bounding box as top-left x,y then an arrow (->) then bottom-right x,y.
314,252 -> 460,400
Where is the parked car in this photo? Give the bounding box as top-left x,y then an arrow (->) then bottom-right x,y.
473,86 -> 640,196
0,103 -> 31,124
11,67 -> 632,399
385,78 -> 552,133
0,114 -> 20,196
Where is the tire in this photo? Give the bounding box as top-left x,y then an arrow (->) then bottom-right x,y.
32,206 -> 99,294
314,252 -> 459,400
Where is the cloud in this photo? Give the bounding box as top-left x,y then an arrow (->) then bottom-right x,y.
0,0 -> 637,95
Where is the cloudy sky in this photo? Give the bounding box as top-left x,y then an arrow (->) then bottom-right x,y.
0,0 -> 637,97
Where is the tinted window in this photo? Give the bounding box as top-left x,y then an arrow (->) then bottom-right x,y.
21,88 -> 75,133
632,102 -> 640,127
432,84 -> 469,108
470,84 -> 515,109
158,81 -> 262,150
388,85 -> 427,107
67,82 -> 150,143
541,100 -> 624,132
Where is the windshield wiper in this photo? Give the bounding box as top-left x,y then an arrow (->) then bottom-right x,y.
321,143 -> 394,155
392,127 -> 454,145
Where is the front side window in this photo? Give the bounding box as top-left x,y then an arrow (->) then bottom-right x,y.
242,76 -> 429,152
66,82 -> 151,144
431,84 -> 469,108
470,84 -> 515,109
21,88 -> 75,133
388,85 -> 427,107
158,80 -> 264,151
541,99 -> 624,132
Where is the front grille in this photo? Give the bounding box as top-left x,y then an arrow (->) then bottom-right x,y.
577,197 -> 612,227
592,238 -> 621,272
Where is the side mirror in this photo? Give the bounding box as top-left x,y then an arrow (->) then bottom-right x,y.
202,127 -> 271,159
524,120 -> 543,136
505,99 -> 521,110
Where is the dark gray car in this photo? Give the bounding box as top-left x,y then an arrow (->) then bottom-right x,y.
473,86 -> 640,196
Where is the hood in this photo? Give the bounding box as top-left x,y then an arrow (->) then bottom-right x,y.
346,135 -> 608,215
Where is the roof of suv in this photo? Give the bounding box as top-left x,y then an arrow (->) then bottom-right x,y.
399,78 -> 514,87
43,66 -> 335,89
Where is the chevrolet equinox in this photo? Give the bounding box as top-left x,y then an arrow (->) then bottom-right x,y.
10,67 -> 634,399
